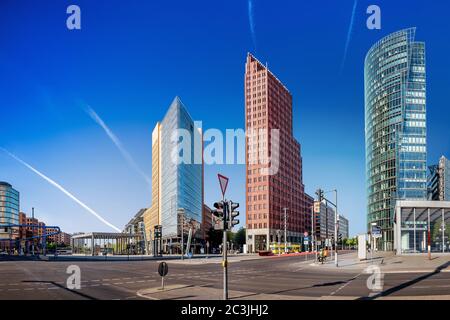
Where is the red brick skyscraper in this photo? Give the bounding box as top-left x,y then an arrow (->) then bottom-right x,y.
245,53 -> 311,252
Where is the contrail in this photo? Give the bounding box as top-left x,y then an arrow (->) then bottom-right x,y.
0,148 -> 121,232
340,0 -> 358,73
85,106 -> 151,186
248,0 -> 257,50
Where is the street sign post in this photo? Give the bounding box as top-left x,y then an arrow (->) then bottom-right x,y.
158,262 -> 168,290
217,173 -> 229,300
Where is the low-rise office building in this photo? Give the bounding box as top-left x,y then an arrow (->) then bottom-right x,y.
0,182 -> 20,245
395,200 -> 450,254
313,200 -> 336,244
428,156 -> 450,201
338,215 -> 349,240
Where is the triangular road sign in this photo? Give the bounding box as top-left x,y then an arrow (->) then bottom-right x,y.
218,174 -> 229,198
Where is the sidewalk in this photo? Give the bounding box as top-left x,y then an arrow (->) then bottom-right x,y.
308,251 -> 450,274
0,253 -> 251,262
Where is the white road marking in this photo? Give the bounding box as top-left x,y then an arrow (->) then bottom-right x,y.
329,272 -> 363,297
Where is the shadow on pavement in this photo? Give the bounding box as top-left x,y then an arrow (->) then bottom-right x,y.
358,261 -> 450,300
267,276 -> 358,295
22,280 -> 98,300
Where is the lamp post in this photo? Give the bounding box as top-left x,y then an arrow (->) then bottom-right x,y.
323,189 -> 338,267
283,208 -> 288,254
370,222 -> 377,264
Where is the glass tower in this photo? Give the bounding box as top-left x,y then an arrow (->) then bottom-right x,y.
0,182 -> 20,239
365,28 -> 427,250
159,97 -> 203,239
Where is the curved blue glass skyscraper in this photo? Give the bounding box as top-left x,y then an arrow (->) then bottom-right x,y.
365,28 -> 427,250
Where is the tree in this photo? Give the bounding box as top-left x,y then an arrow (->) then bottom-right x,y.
207,227 -> 223,249
233,228 -> 246,247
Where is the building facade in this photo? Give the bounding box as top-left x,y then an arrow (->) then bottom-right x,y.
201,204 -> 213,244
57,232 -> 72,246
0,182 -> 20,243
338,215 -> 349,240
143,97 -> 203,253
313,201 -> 336,243
395,200 -> 450,254
245,53 -> 310,252
428,156 -> 450,201
365,28 -> 427,250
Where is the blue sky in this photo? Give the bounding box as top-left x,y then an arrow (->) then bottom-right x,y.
1,0 -> 449,236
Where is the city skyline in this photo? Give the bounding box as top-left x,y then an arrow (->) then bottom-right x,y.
1,1 -> 450,237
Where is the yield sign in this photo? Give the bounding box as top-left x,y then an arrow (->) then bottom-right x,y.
217,174 -> 229,198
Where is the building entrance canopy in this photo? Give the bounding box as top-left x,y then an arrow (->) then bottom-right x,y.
395,201 -> 450,254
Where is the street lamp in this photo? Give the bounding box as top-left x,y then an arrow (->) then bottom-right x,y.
277,230 -> 281,256
323,189 -> 338,267
370,222 -> 377,263
283,208 -> 288,254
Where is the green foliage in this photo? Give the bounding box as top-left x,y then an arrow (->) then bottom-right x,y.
233,227 -> 246,246
207,227 -> 247,250
343,237 -> 357,247
207,227 -> 223,248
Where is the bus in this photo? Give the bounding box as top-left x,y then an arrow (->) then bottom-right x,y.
56,247 -> 72,255
269,243 -> 301,254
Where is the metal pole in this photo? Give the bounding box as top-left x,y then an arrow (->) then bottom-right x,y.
277,230 -> 281,256
442,209 -> 445,254
312,205 -> 317,263
413,208 -> 417,253
223,224 -> 228,300
222,199 -> 229,300
43,226 -> 46,256
278,208 -> 281,256
181,212 -> 184,260
311,205 -> 314,253
325,202 -> 328,251
32,207 -> 35,256
371,234 -> 373,264
284,208 -> 287,254
335,190 -> 338,267
428,208 -> 431,260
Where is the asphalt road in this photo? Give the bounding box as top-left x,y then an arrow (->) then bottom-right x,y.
1,254 -> 449,300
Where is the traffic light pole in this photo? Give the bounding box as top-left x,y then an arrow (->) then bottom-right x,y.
222,200 -> 228,300
181,213 -> 184,261
213,197 -> 238,301
334,190 -> 338,268
283,208 -> 288,254
316,189 -> 339,267
223,224 -> 228,300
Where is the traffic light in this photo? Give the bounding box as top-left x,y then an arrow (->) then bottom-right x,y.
338,233 -> 342,242
154,225 -> 162,239
212,201 -> 227,230
315,189 -> 324,202
213,201 -> 226,219
228,201 -> 240,230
